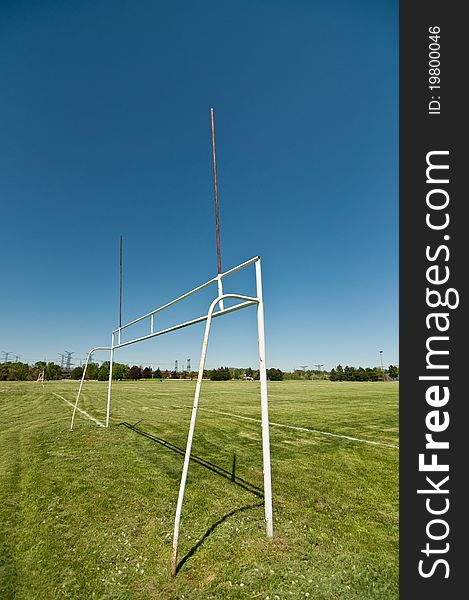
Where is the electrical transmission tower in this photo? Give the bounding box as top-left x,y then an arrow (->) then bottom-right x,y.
299,365 -> 308,371
2,351 -> 12,363
58,353 -> 65,369
187,358 -> 191,372
64,351 -> 74,372
174,359 -> 178,373
313,364 -> 324,371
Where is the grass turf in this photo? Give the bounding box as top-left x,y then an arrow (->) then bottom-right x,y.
0,380 -> 398,599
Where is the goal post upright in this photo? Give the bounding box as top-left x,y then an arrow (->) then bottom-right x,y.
106,333 -> 115,428
256,257 -> 274,539
106,233 -> 122,428
211,107 -> 224,311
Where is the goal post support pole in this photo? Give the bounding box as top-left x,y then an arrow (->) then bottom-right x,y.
170,294 -> 220,576
255,257 -> 274,539
170,292 -> 262,576
70,346 -> 111,431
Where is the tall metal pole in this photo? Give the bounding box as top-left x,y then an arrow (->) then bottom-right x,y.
255,258 -> 274,539
107,235 -> 123,428
119,234 -> 123,332
211,108 -> 224,310
379,350 -> 385,382
211,108 -> 222,274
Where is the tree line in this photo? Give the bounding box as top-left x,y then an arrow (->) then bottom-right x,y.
0,361 -> 62,381
329,364 -> 399,381
70,364 -> 285,381
1,360 -> 398,382
0,361 -> 286,382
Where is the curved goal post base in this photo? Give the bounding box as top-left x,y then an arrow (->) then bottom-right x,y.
69,257 -> 274,574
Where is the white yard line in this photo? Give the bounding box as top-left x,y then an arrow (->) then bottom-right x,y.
52,392 -> 104,427
197,407 -> 399,449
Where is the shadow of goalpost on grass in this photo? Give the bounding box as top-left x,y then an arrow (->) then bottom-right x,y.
120,421 -> 267,573
119,421 -> 264,499
175,502 -> 264,575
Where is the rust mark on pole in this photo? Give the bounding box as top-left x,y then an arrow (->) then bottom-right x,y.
211,108 -> 222,274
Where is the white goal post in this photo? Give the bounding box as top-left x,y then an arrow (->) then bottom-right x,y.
69,255 -> 274,575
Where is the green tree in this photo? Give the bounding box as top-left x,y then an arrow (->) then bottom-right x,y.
45,362 -> 62,380
98,362 -> 110,381
365,367 -> 380,381
267,368 -> 283,381
70,366 -> 84,380
28,361 -> 46,381
128,365 -> 142,380
0,364 -> 9,381
210,367 -> 231,381
153,368 -> 162,379
355,367 -> 367,381
388,365 -> 399,380
5,362 -> 29,381
86,362 -> 99,380
113,363 -> 129,380
142,367 -> 152,379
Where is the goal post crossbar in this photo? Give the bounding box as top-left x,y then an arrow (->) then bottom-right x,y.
112,255 -> 260,335
68,255 -> 273,574
113,297 -> 258,350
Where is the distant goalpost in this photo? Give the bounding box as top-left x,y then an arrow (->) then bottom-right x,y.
36,369 -> 45,386
69,109 -> 274,576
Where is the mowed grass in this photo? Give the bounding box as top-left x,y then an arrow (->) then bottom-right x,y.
0,380 -> 398,599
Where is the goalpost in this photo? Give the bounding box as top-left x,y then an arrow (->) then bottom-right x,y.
70,255 -> 274,574
36,369 -> 45,386
69,109 -> 274,575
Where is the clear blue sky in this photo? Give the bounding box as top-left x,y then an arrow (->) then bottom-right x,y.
0,0 -> 398,372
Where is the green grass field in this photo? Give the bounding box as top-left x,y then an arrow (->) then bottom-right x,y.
0,380 -> 398,599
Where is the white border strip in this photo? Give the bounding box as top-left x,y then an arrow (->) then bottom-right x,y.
197,407 -> 399,449
52,392 -> 104,428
